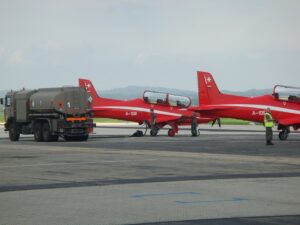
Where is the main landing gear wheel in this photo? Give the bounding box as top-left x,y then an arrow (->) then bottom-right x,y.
150,127 -> 159,136
279,128 -> 290,141
168,129 -> 175,137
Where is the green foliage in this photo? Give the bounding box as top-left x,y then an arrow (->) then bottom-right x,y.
0,112 -> 3,123
220,118 -> 250,125
92,118 -> 125,123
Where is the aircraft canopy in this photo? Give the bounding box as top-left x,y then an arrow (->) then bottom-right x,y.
143,91 -> 191,108
273,85 -> 300,102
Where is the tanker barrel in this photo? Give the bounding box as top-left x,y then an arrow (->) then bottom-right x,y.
29,87 -> 91,115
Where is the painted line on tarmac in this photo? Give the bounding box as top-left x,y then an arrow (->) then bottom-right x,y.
0,158 -> 158,169
131,192 -> 201,199
176,197 -> 248,205
1,173 -> 300,193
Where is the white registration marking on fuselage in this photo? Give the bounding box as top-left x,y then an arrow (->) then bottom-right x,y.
94,106 -> 183,117
213,104 -> 300,115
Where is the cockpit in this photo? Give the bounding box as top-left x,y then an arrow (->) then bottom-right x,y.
143,91 -> 191,108
273,85 -> 300,102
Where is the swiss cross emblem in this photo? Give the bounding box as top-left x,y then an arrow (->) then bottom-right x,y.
206,77 -> 211,82
85,83 -> 91,91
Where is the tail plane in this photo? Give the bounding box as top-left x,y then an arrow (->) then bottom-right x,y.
197,71 -> 248,105
79,78 -> 99,100
197,71 -> 221,105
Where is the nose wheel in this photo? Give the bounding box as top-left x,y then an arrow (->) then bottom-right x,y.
168,129 -> 175,137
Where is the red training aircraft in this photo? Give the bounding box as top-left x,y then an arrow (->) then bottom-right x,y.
79,78 -> 215,137
191,71 -> 300,140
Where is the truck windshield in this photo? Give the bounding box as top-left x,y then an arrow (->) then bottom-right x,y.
5,96 -> 12,107
273,85 -> 300,102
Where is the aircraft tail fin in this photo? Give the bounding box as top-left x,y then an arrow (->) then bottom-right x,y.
197,71 -> 248,105
197,71 -> 222,105
79,78 -> 100,100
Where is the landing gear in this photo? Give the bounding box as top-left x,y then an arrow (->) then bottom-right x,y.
168,129 -> 175,137
279,127 -> 290,141
150,127 -> 159,136
9,123 -> 20,141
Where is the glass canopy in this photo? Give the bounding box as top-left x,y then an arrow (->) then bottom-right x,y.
143,91 -> 191,108
273,85 -> 300,102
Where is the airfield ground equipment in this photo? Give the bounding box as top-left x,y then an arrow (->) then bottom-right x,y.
0,87 -> 94,142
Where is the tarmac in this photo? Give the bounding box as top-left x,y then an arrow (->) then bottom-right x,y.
0,125 -> 299,225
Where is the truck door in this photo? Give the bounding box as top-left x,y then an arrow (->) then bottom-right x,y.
4,95 -> 13,122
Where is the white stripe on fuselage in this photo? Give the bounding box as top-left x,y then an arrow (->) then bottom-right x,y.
213,104 -> 300,115
93,106 -> 183,117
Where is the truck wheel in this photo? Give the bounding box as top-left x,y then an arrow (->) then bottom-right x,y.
78,135 -> 89,141
9,123 -> 20,141
42,122 -> 52,142
34,122 -> 43,142
64,135 -> 73,142
51,135 -> 59,142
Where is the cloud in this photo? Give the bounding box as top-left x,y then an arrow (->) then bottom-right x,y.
0,48 -> 5,57
8,50 -> 31,65
133,53 -> 146,65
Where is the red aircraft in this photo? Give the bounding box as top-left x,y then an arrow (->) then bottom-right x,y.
79,78 -> 215,137
191,71 -> 300,140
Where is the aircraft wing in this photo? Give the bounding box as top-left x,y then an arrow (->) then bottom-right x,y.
155,115 -> 182,124
278,117 -> 300,126
189,105 -> 234,112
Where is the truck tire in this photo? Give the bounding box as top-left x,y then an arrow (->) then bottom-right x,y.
34,122 -> 43,142
51,135 -> 59,142
64,135 -> 88,142
42,122 -> 52,142
9,123 -> 20,141
78,135 -> 89,141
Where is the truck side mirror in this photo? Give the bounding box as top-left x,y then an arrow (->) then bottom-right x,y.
0,98 -> 3,105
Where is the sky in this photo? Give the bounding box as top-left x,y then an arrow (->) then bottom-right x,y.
0,0 -> 299,92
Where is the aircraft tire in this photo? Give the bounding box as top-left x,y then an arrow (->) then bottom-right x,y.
150,129 -> 158,136
168,129 -> 175,137
279,131 -> 288,141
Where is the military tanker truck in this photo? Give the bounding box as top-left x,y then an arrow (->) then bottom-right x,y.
0,87 -> 94,142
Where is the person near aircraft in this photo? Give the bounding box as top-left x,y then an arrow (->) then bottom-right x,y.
150,108 -> 158,136
264,108 -> 274,145
191,112 -> 198,137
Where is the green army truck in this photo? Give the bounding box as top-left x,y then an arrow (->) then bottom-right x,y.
0,87 -> 94,142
